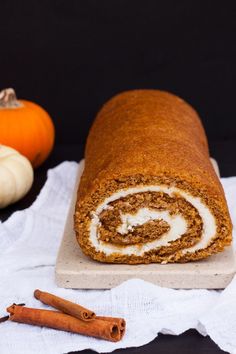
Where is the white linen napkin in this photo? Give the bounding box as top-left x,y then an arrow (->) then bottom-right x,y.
0,160 -> 236,354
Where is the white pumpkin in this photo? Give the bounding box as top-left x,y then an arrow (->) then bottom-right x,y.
0,145 -> 33,208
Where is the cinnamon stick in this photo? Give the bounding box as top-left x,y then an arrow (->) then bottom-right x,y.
7,304 -> 121,342
34,289 -> 126,340
96,316 -> 126,339
34,289 -> 95,321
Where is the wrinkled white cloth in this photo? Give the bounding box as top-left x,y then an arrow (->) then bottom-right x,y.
0,161 -> 236,354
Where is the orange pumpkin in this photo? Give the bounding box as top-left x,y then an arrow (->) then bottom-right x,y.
0,88 -> 55,168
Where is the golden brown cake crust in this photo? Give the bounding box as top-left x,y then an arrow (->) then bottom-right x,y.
74,90 -> 232,264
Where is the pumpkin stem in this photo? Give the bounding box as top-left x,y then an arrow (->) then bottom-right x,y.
0,88 -> 22,108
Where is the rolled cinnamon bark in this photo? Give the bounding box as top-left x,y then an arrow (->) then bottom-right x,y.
96,316 -> 126,339
74,90 -> 232,263
34,289 -> 95,321
7,304 -> 121,342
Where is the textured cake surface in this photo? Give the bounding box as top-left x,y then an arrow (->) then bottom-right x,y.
74,90 -> 232,264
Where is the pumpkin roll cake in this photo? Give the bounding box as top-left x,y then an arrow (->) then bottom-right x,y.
74,90 -> 232,264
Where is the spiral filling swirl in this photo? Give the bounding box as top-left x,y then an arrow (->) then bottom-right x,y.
89,185 -> 217,258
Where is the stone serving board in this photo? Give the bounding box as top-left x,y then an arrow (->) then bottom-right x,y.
55,159 -> 236,289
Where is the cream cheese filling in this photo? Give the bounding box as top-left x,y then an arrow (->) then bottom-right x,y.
89,185 -> 217,256
117,208 -> 186,235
